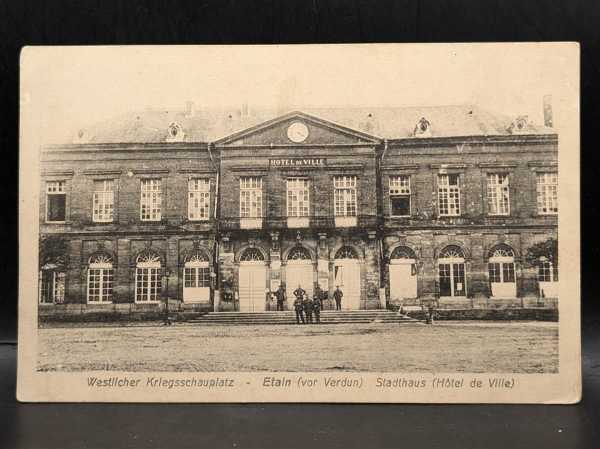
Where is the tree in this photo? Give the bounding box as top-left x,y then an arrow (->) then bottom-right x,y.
524,237 -> 558,267
39,235 -> 69,269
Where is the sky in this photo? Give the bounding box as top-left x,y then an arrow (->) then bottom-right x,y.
20,43 -> 577,143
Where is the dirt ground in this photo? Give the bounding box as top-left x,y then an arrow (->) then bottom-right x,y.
37,321 -> 558,373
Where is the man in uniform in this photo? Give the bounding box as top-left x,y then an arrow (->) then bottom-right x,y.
312,290 -> 322,324
293,284 -> 306,304
275,284 -> 286,311
333,285 -> 343,310
294,295 -> 305,324
303,293 -> 313,324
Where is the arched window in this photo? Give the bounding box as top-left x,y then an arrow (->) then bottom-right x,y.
489,245 -> 515,259
488,245 -> 516,297
184,251 -> 210,290
439,245 -> 465,260
240,247 -> 265,262
390,246 -> 417,261
335,246 -> 359,260
87,254 -> 114,303
287,246 -> 311,261
135,252 -> 162,302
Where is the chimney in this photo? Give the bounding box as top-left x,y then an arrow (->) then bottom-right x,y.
185,101 -> 195,117
543,95 -> 553,128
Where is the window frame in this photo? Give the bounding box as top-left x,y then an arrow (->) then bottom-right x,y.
239,176 -> 263,218
87,257 -> 114,304
92,179 -> 115,223
45,180 -> 67,223
437,174 -> 461,217
389,175 -> 411,217
39,270 -> 66,304
536,172 -> 558,215
286,178 -> 310,218
486,173 -> 510,216
333,175 -> 358,217
140,178 -> 163,222
188,178 -> 211,221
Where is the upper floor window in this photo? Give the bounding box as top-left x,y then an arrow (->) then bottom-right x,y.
438,174 -> 461,217
188,179 -> 210,221
536,172 -> 558,215
334,175 -> 357,217
140,179 -> 162,221
486,173 -> 510,216
389,175 -> 411,217
240,177 -> 262,218
46,181 -> 66,222
287,178 -> 310,217
93,180 -> 115,223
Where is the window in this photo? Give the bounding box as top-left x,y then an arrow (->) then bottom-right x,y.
240,177 -> 262,218
188,179 -> 210,221
135,253 -> 162,302
334,176 -> 357,216
46,181 -> 66,222
140,179 -> 162,221
487,173 -> 510,216
389,175 -> 411,216
93,180 -> 115,222
39,270 -> 65,304
438,174 -> 461,217
287,178 -> 310,217
87,254 -> 113,303
537,172 -> 558,215
538,260 -> 558,282
184,256 -> 211,288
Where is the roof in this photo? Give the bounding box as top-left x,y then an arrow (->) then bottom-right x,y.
62,104 -> 555,144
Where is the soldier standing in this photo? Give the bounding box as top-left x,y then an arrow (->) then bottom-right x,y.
275,284 -> 286,311
294,296 -> 305,324
312,291 -> 321,324
303,293 -> 313,324
293,284 -> 306,305
333,285 -> 343,310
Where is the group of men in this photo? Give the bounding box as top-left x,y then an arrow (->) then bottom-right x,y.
273,284 -> 344,324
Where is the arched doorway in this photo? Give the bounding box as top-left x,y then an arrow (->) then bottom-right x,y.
438,245 -> 466,298
183,251 -> 211,303
285,246 -> 313,310
238,247 -> 266,312
488,245 -> 516,298
334,246 -> 361,309
389,246 -> 418,301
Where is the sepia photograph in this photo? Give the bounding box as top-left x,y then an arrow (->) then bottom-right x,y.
18,43 -> 580,402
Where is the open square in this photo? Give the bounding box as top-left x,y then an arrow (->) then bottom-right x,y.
37,321 -> 559,373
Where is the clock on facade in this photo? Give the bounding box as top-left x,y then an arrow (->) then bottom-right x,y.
286,122 -> 309,143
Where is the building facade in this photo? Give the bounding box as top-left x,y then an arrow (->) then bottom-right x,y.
38,105 -> 559,318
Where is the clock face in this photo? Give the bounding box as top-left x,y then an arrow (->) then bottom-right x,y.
287,122 -> 309,143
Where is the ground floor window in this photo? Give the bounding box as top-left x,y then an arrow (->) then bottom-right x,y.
87,254 -> 114,303
39,270 -> 65,304
135,252 -> 162,302
438,245 -> 466,297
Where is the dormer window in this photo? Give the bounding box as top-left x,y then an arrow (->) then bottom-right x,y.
413,117 -> 432,137
166,122 -> 185,142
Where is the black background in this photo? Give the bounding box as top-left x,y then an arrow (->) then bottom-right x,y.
0,1 -> 599,448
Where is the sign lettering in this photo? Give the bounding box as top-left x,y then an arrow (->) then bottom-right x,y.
269,158 -> 326,167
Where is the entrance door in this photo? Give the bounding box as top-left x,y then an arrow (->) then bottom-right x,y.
239,264 -> 266,312
488,246 -> 517,298
438,246 -> 467,298
334,246 -> 361,309
389,262 -> 417,301
286,263 -> 314,309
389,246 -> 418,301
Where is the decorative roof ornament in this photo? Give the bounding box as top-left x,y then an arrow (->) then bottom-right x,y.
507,115 -> 529,134
413,117 -> 432,138
166,122 -> 185,142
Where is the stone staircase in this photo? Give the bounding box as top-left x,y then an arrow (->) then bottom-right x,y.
186,310 -> 422,326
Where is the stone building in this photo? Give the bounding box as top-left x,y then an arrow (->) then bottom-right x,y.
38,103 -> 558,319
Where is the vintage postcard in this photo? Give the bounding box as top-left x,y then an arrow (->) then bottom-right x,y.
18,43 -> 580,403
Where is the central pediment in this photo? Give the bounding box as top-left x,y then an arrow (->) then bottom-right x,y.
214,111 -> 380,147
